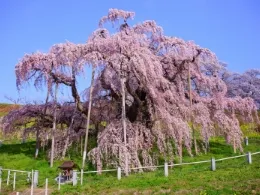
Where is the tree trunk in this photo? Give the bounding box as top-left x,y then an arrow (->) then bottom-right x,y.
121,77 -> 129,176
205,136 -> 209,154
22,125 -> 27,144
43,132 -> 49,152
80,136 -> 83,156
82,66 -> 96,169
192,124 -> 198,155
233,139 -> 237,153
188,63 -> 198,155
50,83 -> 58,167
179,143 -> 183,163
36,88 -> 50,158
35,127 -> 40,158
41,87 -> 50,154
62,109 -> 76,158
62,130 -> 70,159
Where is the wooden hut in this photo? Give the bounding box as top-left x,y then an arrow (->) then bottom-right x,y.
58,161 -> 78,181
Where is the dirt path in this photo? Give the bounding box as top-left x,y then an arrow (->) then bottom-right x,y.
10,188 -> 52,195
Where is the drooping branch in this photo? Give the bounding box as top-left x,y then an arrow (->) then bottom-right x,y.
87,9 -> 258,172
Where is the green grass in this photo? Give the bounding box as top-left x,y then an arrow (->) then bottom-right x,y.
54,138 -> 260,195
1,105 -> 259,194
0,141 -> 82,194
0,137 -> 260,194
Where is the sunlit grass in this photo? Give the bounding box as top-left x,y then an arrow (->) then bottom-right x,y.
0,137 -> 260,194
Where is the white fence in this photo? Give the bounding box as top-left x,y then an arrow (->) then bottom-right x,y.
0,168 -> 39,194
73,151 -> 260,186
0,151 -> 259,193
1,151 -> 257,192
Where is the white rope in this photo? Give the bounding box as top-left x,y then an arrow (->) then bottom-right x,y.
76,151 -> 260,173
77,151 -> 260,173
79,168 -> 117,174
99,169 -> 117,172
130,165 -> 164,170
1,169 -> 30,174
252,151 -> 260,155
215,154 -> 247,162
170,160 -> 211,167
80,165 -> 163,174
2,150 -> 260,178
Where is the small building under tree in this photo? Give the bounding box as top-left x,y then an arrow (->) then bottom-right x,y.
57,161 -> 78,182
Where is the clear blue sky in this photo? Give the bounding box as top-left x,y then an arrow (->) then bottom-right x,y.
0,0 -> 259,103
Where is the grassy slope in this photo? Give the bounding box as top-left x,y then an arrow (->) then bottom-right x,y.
0,103 -> 22,140
0,103 -> 20,117
0,104 -> 260,194
0,138 -> 259,195
55,138 -> 260,195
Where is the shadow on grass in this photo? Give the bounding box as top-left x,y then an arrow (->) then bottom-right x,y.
209,141 -> 234,155
0,141 -> 47,160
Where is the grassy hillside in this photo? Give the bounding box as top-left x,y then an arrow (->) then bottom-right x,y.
0,137 -> 260,195
0,104 -> 259,194
0,103 -> 22,140
55,137 -> 260,195
0,103 -> 20,117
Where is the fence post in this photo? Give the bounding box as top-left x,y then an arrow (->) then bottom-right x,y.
7,170 -> 10,185
0,166 -> 2,192
31,170 -> 34,195
244,137 -> 249,146
80,169 -> 83,185
117,167 -> 121,180
211,158 -> 216,171
58,172 -> 61,190
33,170 -> 39,187
13,172 -> 16,191
72,170 -> 77,186
27,172 -> 31,183
247,152 -> 252,164
45,178 -> 48,195
164,162 -> 168,177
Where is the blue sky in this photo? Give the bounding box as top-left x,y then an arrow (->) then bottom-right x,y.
0,0 -> 259,103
